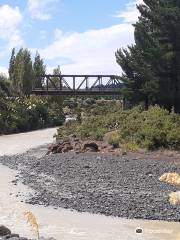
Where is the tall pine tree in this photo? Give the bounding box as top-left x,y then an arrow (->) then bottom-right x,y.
116,0 -> 180,113
13,48 -> 34,96
52,65 -> 61,87
33,51 -> 46,88
9,48 -> 16,84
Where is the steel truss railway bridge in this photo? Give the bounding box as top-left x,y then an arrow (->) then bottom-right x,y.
32,74 -> 123,96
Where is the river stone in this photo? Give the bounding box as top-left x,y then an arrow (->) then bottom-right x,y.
83,142 -> 99,152
136,228 -> 143,234
0,226 -> 11,236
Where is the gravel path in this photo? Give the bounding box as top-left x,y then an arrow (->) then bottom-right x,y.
0,146 -> 180,222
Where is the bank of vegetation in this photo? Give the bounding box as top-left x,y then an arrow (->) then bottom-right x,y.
58,99 -> 180,150
0,49 -> 64,135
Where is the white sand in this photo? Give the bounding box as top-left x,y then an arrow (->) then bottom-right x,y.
0,128 -> 57,156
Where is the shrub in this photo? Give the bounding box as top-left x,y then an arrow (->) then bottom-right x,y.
107,131 -> 120,148
118,106 -> 180,150
0,96 -> 65,135
57,105 -> 180,150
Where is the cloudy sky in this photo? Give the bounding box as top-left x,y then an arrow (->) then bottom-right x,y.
0,0 -> 142,75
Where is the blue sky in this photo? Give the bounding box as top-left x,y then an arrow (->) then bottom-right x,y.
0,0 -> 141,75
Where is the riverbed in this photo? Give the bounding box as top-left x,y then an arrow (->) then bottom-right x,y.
0,128 -> 179,240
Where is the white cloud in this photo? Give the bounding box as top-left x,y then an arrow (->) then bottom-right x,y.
0,5 -> 23,47
114,0 -> 143,23
35,0 -> 143,75
37,23 -> 134,75
27,0 -> 57,20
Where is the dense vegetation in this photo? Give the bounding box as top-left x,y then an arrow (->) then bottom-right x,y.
116,0 -> 180,113
8,48 -> 46,96
58,101 -> 180,150
0,49 -> 64,135
0,96 -> 64,134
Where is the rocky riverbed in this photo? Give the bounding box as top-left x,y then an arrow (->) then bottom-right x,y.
0,146 -> 180,222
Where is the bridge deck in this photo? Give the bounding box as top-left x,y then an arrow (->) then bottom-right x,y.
32,74 -> 123,96
32,90 -> 122,96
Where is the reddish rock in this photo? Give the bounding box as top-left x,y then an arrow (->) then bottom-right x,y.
83,142 -> 99,152
62,143 -> 73,153
57,145 -> 63,153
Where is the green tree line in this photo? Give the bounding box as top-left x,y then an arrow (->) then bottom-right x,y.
0,49 -> 65,135
116,0 -> 180,113
8,48 -> 46,96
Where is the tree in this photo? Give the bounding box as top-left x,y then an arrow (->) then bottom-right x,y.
9,48 -> 16,84
116,0 -> 180,113
116,45 -> 159,108
33,51 -> 46,88
51,65 -> 61,88
48,65 -> 64,112
14,48 -> 34,96
0,74 -> 10,96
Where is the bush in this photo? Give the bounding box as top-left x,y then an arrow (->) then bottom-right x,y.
118,106 -> 180,150
107,131 -> 120,148
57,105 -> 180,150
0,96 -> 65,135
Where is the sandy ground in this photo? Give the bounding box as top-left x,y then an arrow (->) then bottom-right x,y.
0,128 -> 57,156
0,128 -> 180,240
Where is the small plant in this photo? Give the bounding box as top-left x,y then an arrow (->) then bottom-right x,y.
24,211 -> 40,240
108,131 -> 120,148
169,192 -> 180,206
121,142 -> 140,152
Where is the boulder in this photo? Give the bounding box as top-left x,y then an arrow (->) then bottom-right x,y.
0,225 -> 11,236
83,142 -> 99,152
136,228 -> 143,234
103,131 -> 118,143
62,143 -> 73,153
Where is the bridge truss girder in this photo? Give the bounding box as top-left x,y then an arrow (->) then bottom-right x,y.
32,74 -> 123,96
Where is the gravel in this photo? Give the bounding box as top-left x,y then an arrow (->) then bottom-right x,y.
0,146 -> 180,222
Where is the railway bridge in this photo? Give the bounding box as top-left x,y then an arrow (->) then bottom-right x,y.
32,74 -> 123,96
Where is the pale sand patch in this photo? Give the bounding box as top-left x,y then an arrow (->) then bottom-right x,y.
0,128 -> 57,156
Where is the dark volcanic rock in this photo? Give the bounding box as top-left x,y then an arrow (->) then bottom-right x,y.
83,142 -> 99,152
0,225 -> 11,236
0,146 -> 180,222
0,225 -> 56,240
47,138 -> 101,154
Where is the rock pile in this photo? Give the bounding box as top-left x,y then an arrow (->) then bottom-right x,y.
0,225 -> 55,240
47,135 -> 100,155
0,225 -> 28,240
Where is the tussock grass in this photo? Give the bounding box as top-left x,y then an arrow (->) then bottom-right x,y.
159,173 -> 180,186
159,173 -> 180,206
24,211 -> 40,240
169,192 -> 180,206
